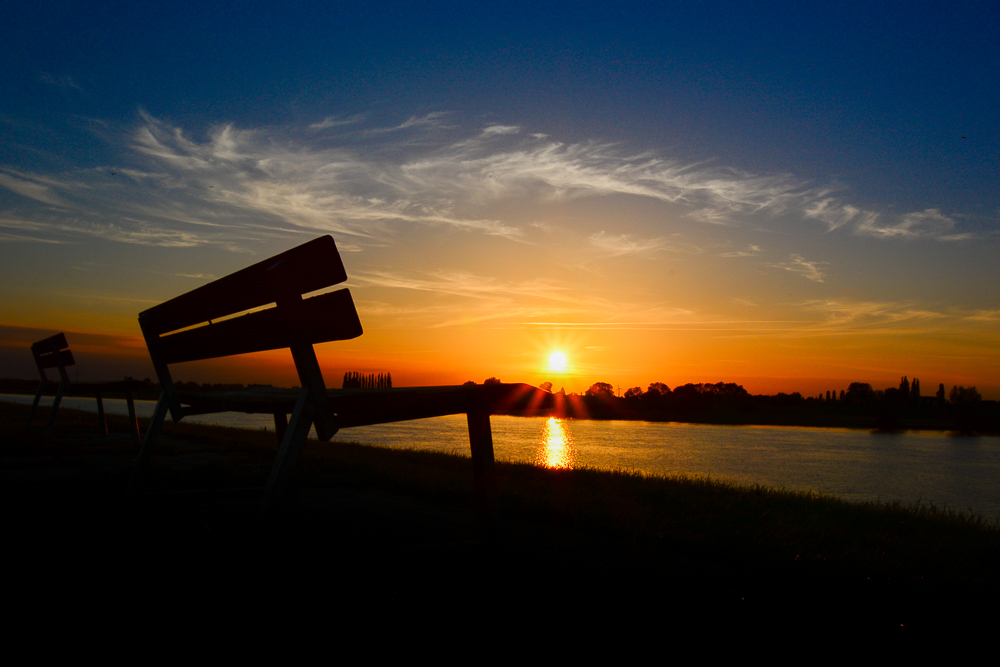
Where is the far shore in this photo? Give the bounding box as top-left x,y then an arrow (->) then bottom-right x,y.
4,379 -> 998,435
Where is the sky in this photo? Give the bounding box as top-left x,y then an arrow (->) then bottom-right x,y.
2,1 -> 999,397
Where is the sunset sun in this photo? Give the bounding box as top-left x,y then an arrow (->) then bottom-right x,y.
548,351 -> 568,373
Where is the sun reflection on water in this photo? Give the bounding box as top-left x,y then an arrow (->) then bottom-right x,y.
538,417 -> 576,469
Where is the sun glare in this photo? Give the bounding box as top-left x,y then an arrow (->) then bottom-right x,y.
548,350 -> 568,373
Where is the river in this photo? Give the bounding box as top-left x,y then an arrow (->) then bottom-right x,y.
8,393 -> 999,520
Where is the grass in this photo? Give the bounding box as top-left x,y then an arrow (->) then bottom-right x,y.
3,399 -> 999,630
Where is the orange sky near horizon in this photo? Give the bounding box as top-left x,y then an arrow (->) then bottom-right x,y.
2,298 -> 997,400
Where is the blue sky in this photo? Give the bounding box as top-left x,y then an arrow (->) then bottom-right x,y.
2,1 -> 999,395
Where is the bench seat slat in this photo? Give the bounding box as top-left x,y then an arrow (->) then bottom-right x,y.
139,236 -> 348,335
155,288 -> 363,365
173,387 -> 301,415
171,383 -> 551,423
34,349 -> 75,369
329,383 -> 552,427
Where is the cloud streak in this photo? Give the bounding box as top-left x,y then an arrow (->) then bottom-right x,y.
587,231 -> 671,257
0,112 -> 975,252
772,254 -> 826,282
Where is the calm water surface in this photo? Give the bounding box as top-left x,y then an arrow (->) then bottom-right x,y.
10,394 -> 999,520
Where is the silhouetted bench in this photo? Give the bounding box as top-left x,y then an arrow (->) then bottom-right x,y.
133,235 -> 551,509
28,333 -> 143,443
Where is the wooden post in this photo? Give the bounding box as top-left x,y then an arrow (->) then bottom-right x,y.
262,387 -> 314,509
125,390 -> 140,446
129,392 -> 171,489
26,383 -> 46,436
95,392 -> 108,436
467,409 -> 497,530
43,361 -> 71,436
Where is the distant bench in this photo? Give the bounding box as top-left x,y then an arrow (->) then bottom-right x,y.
28,332 -> 143,444
133,235 -> 552,509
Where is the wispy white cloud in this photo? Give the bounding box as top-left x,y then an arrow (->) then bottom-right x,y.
855,208 -> 963,239
38,73 -> 83,92
0,212 -> 223,247
360,112 -> 451,136
0,171 -> 72,206
349,269 -> 621,328
802,197 -> 879,232
309,114 -> 366,130
395,136 -> 809,215
800,299 -> 948,328
719,244 -> 761,258
587,231 -> 667,257
0,112 -> 975,252
805,199 -> 972,241
353,270 -> 587,305
965,309 -> 1000,322
772,254 -> 826,282
482,125 -> 521,136
173,273 -> 217,280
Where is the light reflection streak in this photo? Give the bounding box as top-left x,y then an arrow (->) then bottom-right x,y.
538,416 -> 576,469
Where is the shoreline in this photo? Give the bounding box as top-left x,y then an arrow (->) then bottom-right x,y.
5,388 -> 996,436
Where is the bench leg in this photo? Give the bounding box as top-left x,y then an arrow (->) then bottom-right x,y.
262,388 -> 313,509
95,392 -> 108,436
129,392 -> 170,490
26,384 -> 45,436
125,390 -> 140,447
467,409 -> 497,528
44,382 -> 66,437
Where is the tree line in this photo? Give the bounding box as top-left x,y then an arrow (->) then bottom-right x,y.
529,376 -> 998,432
342,371 -> 393,389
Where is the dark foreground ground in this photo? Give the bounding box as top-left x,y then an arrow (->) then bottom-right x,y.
3,400 -> 998,641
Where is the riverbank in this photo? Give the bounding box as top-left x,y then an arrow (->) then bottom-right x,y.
3,399 -> 998,633
7,379 -> 999,434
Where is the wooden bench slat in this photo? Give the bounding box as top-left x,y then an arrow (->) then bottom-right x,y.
153,288 -> 363,364
329,383 -> 552,427
31,332 -> 69,354
139,235 -> 348,335
168,383 -> 552,420
68,380 -> 147,393
34,349 -> 75,370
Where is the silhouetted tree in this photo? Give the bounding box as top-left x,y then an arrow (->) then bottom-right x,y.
586,382 -> 614,399
539,381 -> 553,392
647,382 -> 671,396
845,382 -> 876,407
937,383 -> 946,402
484,377 -> 501,385
881,386 -> 903,408
343,371 -> 392,389
950,385 -> 984,431
911,378 -> 920,401
950,385 -> 981,404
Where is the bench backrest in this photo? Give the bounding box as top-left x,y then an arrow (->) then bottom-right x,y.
139,235 -> 363,432
32,332 -> 75,385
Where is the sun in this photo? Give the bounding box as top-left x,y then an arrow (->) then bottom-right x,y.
548,350 -> 568,373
